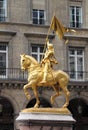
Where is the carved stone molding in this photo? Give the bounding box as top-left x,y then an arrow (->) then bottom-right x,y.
0,81 -> 26,89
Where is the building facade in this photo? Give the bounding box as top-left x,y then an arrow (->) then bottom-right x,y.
0,0 -> 88,130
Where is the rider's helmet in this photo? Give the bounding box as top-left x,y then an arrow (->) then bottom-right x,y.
48,43 -> 53,48
47,42 -> 53,50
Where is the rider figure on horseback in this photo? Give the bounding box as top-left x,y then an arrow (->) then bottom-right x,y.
40,40 -> 58,84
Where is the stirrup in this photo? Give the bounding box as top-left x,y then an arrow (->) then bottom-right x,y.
40,80 -> 46,84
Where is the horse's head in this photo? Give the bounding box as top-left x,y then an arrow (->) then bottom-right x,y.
20,54 -> 39,71
20,54 -> 31,71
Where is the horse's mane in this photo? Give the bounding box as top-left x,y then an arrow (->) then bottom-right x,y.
25,55 -> 39,65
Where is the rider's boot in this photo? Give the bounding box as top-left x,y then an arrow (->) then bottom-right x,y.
41,79 -> 46,84
40,72 -> 47,84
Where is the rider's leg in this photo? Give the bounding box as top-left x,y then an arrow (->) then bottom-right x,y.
43,70 -> 47,82
41,63 -> 48,83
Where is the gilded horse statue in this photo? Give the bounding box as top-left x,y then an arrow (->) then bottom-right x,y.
20,54 -> 70,108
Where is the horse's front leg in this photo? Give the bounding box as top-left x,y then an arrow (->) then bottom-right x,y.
24,83 -> 31,100
32,86 -> 40,108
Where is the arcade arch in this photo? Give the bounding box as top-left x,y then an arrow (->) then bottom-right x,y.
68,98 -> 88,130
26,97 -> 52,108
0,96 -> 14,130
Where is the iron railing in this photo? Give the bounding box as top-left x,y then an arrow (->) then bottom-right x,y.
0,68 -> 88,82
0,17 -> 6,22
65,70 -> 88,81
0,68 -> 28,80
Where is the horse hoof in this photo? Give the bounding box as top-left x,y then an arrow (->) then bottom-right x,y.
62,104 -> 68,108
51,97 -> 54,105
27,95 -> 30,100
34,104 -> 39,108
51,100 -> 54,105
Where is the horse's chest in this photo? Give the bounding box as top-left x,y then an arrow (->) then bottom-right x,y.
28,72 -> 39,81
28,73 -> 38,81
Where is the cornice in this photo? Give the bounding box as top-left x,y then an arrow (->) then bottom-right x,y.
68,81 -> 88,92
24,32 -> 55,39
64,28 -> 88,40
64,35 -> 88,40
0,30 -> 16,36
0,22 -> 50,28
0,80 -> 27,89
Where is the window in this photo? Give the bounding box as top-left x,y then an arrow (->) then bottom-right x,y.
0,44 -> 8,77
70,6 -> 82,28
31,44 -> 44,62
0,0 -> 7,22
68,48 -> 84,81
32,9 -> 45,25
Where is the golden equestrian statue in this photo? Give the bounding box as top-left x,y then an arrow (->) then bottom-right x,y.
20,40 -> 70,109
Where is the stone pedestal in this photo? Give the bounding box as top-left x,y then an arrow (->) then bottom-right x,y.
16,108 -> 75,130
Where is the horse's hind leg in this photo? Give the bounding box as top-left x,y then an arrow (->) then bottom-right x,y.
59,80 -> 70,108
62,87 -> 70,108
51,85 -> 62,105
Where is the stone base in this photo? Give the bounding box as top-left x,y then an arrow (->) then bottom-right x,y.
16,108 -> 75,130
21,107 -> 71,114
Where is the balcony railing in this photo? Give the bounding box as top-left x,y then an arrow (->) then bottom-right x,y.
0,68 -> 28,80
66,71 -> 88,81
0,68 -> 88,82
0,17 -> 6,22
